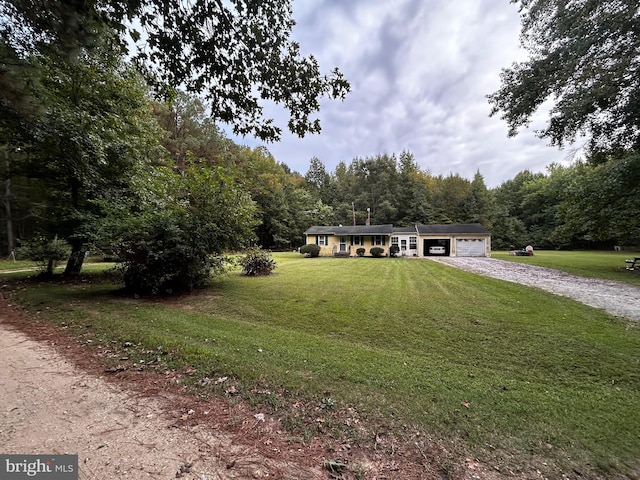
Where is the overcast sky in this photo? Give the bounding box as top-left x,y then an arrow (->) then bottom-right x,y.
225,0 -> 579,188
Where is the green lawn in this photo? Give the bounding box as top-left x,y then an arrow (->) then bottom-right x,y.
3,253 -> 640,478
492,249 -> 640,285
0,259 -> 36,271
0,257 -> 116,275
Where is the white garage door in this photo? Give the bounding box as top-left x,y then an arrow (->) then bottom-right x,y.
456,238 -> 486,257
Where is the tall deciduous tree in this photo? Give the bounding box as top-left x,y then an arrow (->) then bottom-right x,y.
0,0 -> 350,141
4,45 -> 163,273
488,0 -> 640,154
464,171 -> 492,227
305,156 -> 331,204
431,174 -> 472,224
153,92 -> 236,169
396,151 -> 435,225
553,154 -> 640,245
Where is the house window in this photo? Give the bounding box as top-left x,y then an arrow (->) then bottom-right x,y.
391,236 -> 399,245
372,235 -> 386,246
409,236 -> 417,249
317,235 -> 328,246
352,236 -> 363,246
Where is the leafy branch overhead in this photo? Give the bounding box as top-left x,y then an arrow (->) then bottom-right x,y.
488,0 -> 640,155
0,0 -> 350,141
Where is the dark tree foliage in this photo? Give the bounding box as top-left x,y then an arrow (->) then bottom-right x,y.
0,0 -> 350,141
554,153 -> 640,244
488,0 -> 640,155
0,43 -> 162,270
300,153 -> 491,230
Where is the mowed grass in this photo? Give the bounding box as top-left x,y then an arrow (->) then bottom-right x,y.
493,249 -> 640,285
0,257 -> 116,276
5,253 -> 640,477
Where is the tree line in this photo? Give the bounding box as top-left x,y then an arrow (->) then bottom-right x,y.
303,150 -> 639,250
3,74 -> 637,264
1,0 -> 638,294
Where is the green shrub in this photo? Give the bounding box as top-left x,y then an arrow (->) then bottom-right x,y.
356,247 -> 366,257
116,210 -> 236,295
389,245 -> 400,257
370,247 -> 385,258
112,164 -> 256,295
117,214 -> 216,294
20,236 -> 71,275
299,244 -> 321,257
238,248 -> 277,276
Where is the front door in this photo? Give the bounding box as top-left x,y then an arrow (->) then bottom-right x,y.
339,236 -> 348,252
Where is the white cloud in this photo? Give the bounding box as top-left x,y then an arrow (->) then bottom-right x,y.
223,0 -> 570,188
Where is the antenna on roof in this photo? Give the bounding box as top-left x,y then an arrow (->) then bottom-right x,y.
366,207 -> 371,226
352,202 -> 356,226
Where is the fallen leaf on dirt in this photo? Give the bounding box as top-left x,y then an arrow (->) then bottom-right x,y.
105,365 -> 127,373
323,459 -> 347,473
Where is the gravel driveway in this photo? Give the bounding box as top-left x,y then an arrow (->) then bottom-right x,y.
427,257 -> 640,322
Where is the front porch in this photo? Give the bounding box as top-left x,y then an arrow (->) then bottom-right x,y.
332,239 -> 351,257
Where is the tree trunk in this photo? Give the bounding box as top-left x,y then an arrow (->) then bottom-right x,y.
3,147 -> 14,257
64,239 -> 86,276
3,178 -> 14,256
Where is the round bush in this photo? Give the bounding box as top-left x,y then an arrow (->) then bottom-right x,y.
299,244 -> 321,257
356,247 -> 365,257
239,248 -> 277,276
370,247 -> 385,257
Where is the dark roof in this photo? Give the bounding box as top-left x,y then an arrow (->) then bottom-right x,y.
416,223 -> 491,235
305,223 -> 490,236
392,226 -> 419,234
304,224 -> 394,235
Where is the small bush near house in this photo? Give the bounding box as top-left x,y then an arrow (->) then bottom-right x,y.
239,248 -> 277,276
299,244 -> 321,257
356,248 -> 365,257
389,245 -> 400,257
370,247 -> 385,258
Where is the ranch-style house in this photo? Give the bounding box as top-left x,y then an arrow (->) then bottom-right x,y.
304,223 -> 491,257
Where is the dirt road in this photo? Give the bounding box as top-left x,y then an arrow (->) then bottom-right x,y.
0,306 -> 326,480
